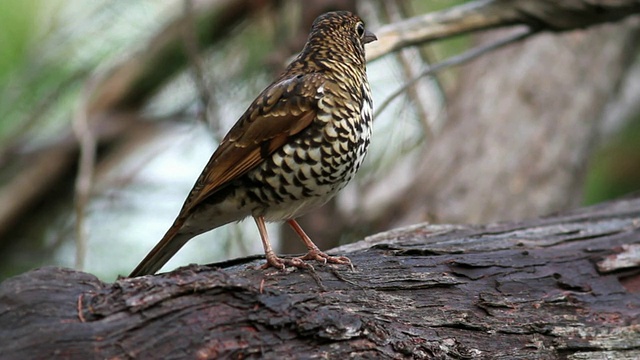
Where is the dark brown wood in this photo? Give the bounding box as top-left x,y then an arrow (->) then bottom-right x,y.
1,197 -> 639,359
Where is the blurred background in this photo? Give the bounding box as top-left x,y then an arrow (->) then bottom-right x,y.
1,0 -> 639,281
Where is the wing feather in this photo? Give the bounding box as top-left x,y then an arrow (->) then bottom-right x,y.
181,73 -> 324,214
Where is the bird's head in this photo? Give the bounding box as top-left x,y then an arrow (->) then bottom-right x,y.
303,11 -> 377,67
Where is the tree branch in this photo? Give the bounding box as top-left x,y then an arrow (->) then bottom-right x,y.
367,0 -> 640,61
374,27 -> 535,119
1,197 -> 639,358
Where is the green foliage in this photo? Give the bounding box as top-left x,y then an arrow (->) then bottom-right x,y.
584,115 -> 640,204
0,0 -> 42,136
0,0 -> 40,83
0,1 -> 168,144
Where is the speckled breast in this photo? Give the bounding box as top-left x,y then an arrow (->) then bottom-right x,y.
244,78 -> 373,220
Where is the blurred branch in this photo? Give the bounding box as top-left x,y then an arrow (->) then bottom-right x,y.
0,71 -> 87,167
396,21 -> 640,225
0,147 -> 75,245
0,0 -> 272,241
381,0 -> 439,139
72,77 -> 99,271
366,0 -> 640,61
374,27 -> 535,119
181,0 -> 214,132
88,0 -> 269,113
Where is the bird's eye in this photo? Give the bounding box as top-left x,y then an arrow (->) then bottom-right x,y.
355,22 -> 365,37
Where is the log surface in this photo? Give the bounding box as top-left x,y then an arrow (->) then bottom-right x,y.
1,198 -> 640,359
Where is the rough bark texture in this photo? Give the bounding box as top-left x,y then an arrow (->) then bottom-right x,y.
1,197 -> 639,359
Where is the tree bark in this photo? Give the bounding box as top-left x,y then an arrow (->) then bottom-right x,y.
2,197 -> 639,359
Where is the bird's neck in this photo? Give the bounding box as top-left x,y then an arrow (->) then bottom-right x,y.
289,43 -> 366,78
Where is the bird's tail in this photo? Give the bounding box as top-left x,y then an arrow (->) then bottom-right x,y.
129,218 -> 194,277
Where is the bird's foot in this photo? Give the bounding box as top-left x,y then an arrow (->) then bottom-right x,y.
299,250 -> 353,270
260,251 -> 353,271
261,254 -> 313,270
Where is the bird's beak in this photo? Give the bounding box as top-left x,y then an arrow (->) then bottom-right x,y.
363,30 -> 377,44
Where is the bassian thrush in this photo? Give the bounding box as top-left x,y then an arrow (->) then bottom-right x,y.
130,11 -> 376,276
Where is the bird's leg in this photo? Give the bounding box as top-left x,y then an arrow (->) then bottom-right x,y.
254,216 -> 308,270
287,219 -> 352,268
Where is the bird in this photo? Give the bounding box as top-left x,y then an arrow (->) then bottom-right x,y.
129,11 -> 377,277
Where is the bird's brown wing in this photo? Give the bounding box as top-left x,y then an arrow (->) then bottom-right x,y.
182,73 -> 325,214
128,73 -> 325,277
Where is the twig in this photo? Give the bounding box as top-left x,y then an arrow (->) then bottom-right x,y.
374,27 -> 535,119
366,0 -> 640,62
72,77 -> 100,271
77,293 -> 86,323
0,71 -> 87,167
182,0 -> 216,134
381,0 -> 442,140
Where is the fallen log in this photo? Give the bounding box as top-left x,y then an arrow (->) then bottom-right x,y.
1,197 -> 639,359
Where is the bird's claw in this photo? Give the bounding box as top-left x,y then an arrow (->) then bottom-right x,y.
299,250 -> 353,270
261,255 -> 313,270
261,251 -> 353,271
